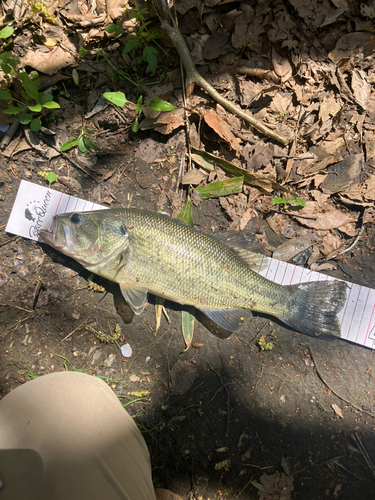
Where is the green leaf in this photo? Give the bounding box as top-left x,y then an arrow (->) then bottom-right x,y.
28,104 -> 42,112
195,176 -> 244,199
0,90 -> 12,100
18,72 -> 39,101
42,100 -> 60,109
84,137 -> 101,151
251,481 -> 265,492
30,117 -> 41,132
45,171 -> 58,184
39,93 -> 53,104
294,198 -> 306,207
82,126 -> 95,134
177,196 -> 193,227
78,136 -> 87,152
143,46 -> 158,74
60,138 -> 79,151
149,98 -> 174,112
272,197 -> 287,205
181,307 -> 195,351
103,91 -> 128,108
104,21 -> 123,38
123,38 -> 141,54
131,118 -> 139,133
0,27 -> 14,39
18,113 -> 33,124
0,52 -> 20,74
191,147 -> 289,194
3,106 -> 21,115
176,196 -> 196,350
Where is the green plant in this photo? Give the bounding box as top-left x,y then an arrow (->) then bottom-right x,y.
0,26 -> 14,39
0,54 -> 60,132
257,334 -> 275,351
272,194 -> 306,209
38,171 -> 58,185
60,127 -> 101,153
105,3 -> 166,75
103,91 -> 174,132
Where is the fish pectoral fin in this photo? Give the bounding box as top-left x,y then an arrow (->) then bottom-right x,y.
119,283 -> 148,315
198,307 -> 252,332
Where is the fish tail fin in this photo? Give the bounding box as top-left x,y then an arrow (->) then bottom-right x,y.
283,280 -> 347,338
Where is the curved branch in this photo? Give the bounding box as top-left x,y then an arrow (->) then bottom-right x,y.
152,0 -> 290,146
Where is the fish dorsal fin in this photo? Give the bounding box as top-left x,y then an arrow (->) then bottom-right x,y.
210,231 -> 269,272
198,307 -> 252,332
119,283 -> 148,315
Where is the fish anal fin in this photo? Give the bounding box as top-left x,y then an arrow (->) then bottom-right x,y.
119,282 -> 148,315
198,307 -> 252,332
210,231 -> 269,272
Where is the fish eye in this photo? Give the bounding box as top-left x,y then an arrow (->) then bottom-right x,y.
70,213 -> 81,224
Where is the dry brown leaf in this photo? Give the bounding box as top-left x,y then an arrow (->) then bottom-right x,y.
266,213 -> 290,236
332,403 -> 344,418
321,154 -> 363,194
311,262 -> 338,272
319,94 -> 341,123
293,201 -> 356,230
328,32 -> 375,64
273,237 -> 313,262
140,108 -> 185,134
352,69 -> 371,110
271,45 -> 292,81
238,207 -> 257,231
364,174 -> 375,201
203,108 -> 241,152
107,0 -> 128,19
181,169 -> 208,185
319,233 -> 342,256
23,40 -> 77,75
338,222 -> 357,237
363,207 -> 375,224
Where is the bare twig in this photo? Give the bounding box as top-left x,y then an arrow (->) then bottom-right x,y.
0,119 -> 20,149
353,432 -> 375,480
152,0 -> 289,146
327,223 -> 364,260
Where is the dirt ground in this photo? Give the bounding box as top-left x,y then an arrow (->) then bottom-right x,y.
2,0 -> 375,498
1,158 -> 375,500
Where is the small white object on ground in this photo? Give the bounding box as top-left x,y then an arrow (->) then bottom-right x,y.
120,343 -> 132,358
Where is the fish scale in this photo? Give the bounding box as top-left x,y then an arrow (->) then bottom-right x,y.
40,208 -> 348,338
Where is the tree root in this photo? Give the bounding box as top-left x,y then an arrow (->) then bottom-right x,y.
152,0 -> 290,146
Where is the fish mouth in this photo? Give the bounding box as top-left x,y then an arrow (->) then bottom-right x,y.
39,219 -> 72,254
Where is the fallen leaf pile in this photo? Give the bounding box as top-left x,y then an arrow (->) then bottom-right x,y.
1,0 -> 375,263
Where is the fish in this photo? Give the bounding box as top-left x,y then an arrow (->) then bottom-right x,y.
39,208 -> 348,338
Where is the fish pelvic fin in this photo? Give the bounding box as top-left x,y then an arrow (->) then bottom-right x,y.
119,283 -> 148,315
283,280 -> 348,339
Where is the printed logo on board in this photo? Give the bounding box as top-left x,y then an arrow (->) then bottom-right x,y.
25,191 -> 52,238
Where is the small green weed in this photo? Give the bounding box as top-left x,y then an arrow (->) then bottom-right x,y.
0,52 -> 60,132
272,194 -> 306,210
0,26 -> 14,40
103,91 -> 173,132
38,171 -> 58,186
105,2 -> 166,75
60,126 -> 101,153
11,363 -> 39,379
257,334 -> 276,351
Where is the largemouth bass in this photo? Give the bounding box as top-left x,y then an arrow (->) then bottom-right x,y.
39,208 -> 347,337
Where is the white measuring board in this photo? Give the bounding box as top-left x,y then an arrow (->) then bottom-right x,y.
6,180 -> 375,350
